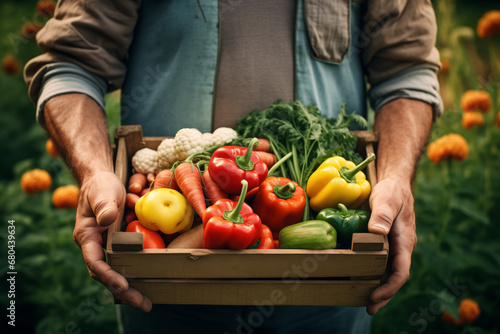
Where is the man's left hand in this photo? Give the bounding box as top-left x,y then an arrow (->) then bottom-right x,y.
366,177 -> 417,315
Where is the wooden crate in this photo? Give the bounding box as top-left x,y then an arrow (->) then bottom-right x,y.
107,125 -> 388,306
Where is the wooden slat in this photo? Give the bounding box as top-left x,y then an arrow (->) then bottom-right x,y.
115,125 -> 144,158
107,247 -> 388,279
365,142 -> 378,186
128,279 -> 380,306
112,232 -> 143,251
352,131 -> 379,144
352,233 -> 384,251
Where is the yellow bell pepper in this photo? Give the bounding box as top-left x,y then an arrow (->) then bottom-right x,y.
306,153 -> 375,212
135,188 -> 194,234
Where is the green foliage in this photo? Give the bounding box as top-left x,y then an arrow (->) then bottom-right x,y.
371,1 -> 500,332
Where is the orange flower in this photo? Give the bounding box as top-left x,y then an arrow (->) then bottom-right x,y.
21,21 -> 42,40
461,111 -> 484,129
35,0 -> 56,17
442,299 -> 481,327
458,299 -> 480,325
442,310 -> 460,327
21,169 -> 52,195
427,134 -> 469,163
45,138 -> 59,157
440,59 -> 451,74
460,90 -> 491,113
2,54 -> 20,76
52,185 -> 80,209
477,10 -> 500,38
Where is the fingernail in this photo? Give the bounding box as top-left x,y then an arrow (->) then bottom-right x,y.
372,224 -> 388,234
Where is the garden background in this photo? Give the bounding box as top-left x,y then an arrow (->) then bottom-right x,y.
0,0 -> 499,333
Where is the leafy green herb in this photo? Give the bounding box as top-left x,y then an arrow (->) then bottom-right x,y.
236,100 -> 365,186
236,101 -> 366,219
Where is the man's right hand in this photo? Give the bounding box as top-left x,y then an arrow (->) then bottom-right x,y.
74,171 -> 152,312
43,93 -> 152,312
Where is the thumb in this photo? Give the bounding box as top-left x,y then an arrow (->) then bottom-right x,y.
368,180 -> 401,235
87,175 -> 126,227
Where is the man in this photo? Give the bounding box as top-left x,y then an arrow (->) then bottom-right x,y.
25,1 -> 442,333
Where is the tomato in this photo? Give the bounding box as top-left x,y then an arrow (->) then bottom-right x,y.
125,220 -> 166,249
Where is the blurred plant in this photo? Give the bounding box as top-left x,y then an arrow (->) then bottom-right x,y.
52,184 -> 79,209
427,133 -> 469,164
442,299 -> 481,327
35,0 -> 56,18
477,10 -> 500,38
461,111 -> 484,129
21,21 -> 42,40
2,54 -> 20,76
20,168 -> 52,195
45,138 -> 58,157
460,90 -> 491,113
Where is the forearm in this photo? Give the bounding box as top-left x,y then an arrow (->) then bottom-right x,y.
44,93 -> 113,184
374,98 -> 433,184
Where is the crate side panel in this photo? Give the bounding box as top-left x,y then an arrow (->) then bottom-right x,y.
108,249 -> 388,279
128,279 -> 379,306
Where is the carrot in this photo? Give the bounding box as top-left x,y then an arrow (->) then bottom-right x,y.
139,188 -> 149,197
126,193 -> 140,209
254,151 -> 276,169
202,170 -> 228,205
174,163 -> 206,217
128,173 -> 147,194
125,210 -> 137,224
255,138 -> 271,152
146,172 -> 155,185
152,169 -> 179,191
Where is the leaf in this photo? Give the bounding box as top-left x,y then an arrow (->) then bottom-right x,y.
450,198 -> 490,225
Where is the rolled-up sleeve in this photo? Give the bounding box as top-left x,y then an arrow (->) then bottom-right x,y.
362,0 -> 443,119
35,62 -> 107,125
24,0 -> 141,105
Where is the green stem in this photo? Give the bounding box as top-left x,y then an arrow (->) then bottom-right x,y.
223,180 -> 248,223
435,159 -> 453,247
268,152 -> 293,175
235,138 -> 259,171
273,182 -> 296,200
337,203 -> 349,214
268,138 -> 287,178
292,144 -> 301,185
303,194 -> 310,221
339,153 -> 376,183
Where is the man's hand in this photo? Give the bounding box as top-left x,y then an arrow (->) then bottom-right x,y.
74,171 -> 153,312
366,178 -> 417,315
366,98 -> 433,315
43,94 -> 152,312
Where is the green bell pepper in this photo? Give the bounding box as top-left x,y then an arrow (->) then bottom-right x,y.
279,220 -> 337,249
316,204 -> 370,249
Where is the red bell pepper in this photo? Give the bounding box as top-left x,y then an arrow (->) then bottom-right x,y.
202,180 -> 262,249
257,224 -> 275,249
208,138 -> 268,195
125,220 -> 166,249
252,176 -> 306,238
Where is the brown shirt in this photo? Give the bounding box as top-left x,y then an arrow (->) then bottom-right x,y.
213,0 -> 295,129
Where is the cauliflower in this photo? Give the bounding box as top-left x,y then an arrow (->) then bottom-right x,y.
157,138 -> 178,168
202,132 -> 213,148
210,127 -> 238,146
131,148 -> 159,174
174,128 -> 206,160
